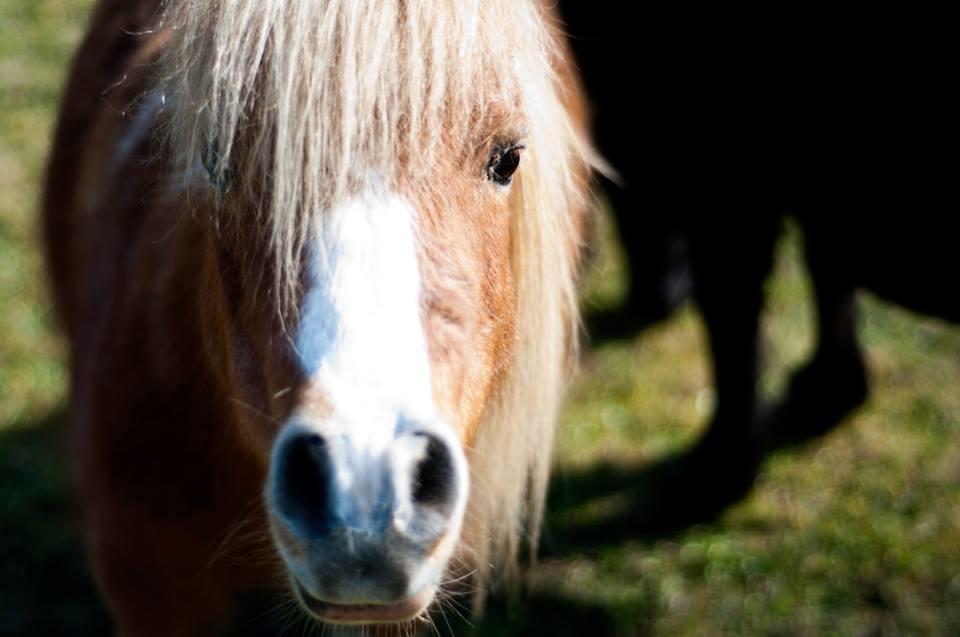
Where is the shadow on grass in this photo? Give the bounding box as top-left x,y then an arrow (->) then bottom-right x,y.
453,593 -> 630,637
0,408 -> 110,637
542,451 -> 747,562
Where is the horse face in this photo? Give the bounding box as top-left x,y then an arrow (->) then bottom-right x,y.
221,118 -> 526,624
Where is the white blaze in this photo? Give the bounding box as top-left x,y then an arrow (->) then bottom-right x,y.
296,190 -> 433,421
289,190 -> 438,525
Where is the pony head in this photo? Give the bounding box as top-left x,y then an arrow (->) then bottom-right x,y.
160,0 -> 590,625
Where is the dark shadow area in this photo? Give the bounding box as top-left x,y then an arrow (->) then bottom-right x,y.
455,592 -> 631,637
542,451 -> 751,557
544,458 -> 688,553
0,408 -> 111,637
585,296 -> 685,349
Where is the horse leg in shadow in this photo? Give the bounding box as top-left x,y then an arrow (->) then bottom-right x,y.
550,215 -> 872,544
763,218 -> 869,450
668,215 -> 782,510
542,215 -> 782,545
604,214 -> 784,532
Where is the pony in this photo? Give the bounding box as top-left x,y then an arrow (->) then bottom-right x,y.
559,1 -> 957,522
43,0 -> 592,632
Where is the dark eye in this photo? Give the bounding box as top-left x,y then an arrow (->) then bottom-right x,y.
487,144 -> 524,186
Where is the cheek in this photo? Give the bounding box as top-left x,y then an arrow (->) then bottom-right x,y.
421,198 -> 516,444
226,329 -> 308,461
217,283 -> 308,461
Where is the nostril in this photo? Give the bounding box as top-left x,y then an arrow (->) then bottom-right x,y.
275,432 -> 332,530
412,434 -> 455,507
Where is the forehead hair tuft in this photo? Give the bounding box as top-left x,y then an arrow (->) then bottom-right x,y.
161,0 -> 554,293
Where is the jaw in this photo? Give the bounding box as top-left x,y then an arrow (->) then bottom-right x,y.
270,514 -> 464,626
292,579 -> 437,625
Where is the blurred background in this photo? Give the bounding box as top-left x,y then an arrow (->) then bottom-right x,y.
2,1 -> 959,635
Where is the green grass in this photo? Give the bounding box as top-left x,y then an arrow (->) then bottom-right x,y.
0,0 -> 91,428
2,2 -> 960,635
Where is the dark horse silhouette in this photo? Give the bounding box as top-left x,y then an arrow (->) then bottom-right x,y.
560,4 -> 958,525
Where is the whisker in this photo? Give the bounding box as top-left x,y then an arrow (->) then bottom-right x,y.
228,396 -> 281,425
441,568 -> 477,587
199,494 -> 267,575
434,588 -> 473,630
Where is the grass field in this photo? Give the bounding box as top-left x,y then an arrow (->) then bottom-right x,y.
2,1 -> 959,635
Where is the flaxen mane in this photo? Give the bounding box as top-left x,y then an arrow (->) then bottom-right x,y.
158,0 -> 592,603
